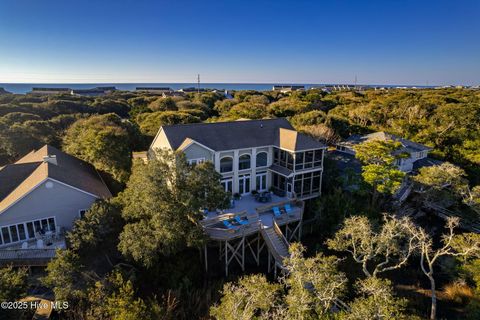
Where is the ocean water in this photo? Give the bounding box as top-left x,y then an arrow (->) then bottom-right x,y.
0,83 -> 433,94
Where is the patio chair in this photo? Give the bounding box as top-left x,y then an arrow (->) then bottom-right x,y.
284,203 -> 293,215
223,219 -> 236,229
235,216 -> 249,225
273,206 -> 282,218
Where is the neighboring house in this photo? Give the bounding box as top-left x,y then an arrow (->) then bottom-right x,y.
272,85 -> 305,92
29,87 -> 72,95
149,118 -> 326,200
335,131 -> 433,173
136,87 -> 172,94
179,87 -> 207,93
0,145 -> 111,249
162,91 -> 186,98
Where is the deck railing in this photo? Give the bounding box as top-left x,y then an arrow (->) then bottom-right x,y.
0,248 -> 57,266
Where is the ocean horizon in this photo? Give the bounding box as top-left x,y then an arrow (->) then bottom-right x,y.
0,82 -> 436,94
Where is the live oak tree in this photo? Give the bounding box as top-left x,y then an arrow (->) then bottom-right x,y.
282,243 -> 348,319
411,217 -> 480,320
354,140 -> 406,200
0,266 -> 28,319
413,162 -> 480,214
118,149 -> 230,267
327,215 -> 417,278
85,271 -> 164,320
340,277 -> 411,320
210,243 -> 347,320
209,274 -> 282,320
63,113 -> 138,182
67,199 -> 124,257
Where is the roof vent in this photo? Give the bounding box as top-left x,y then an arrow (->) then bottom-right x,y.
43,155 -> 58,166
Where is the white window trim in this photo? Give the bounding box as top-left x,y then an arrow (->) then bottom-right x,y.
188,157 -> 206,165
219,156 -> 234,173
256,151 -> 269,168
0,216 -> 57,247
238,153 -> 252,171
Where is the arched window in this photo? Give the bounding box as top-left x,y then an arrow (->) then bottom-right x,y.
238,154 -> 251,170
220,156 -> 233,173
256,152 -> 268,167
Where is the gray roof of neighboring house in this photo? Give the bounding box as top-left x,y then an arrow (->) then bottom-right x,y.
0,145 -> 111,213
328,150 -> 362,175
160,118 -> 326,152
341,131 -> 431,153
412,157 -> 444,172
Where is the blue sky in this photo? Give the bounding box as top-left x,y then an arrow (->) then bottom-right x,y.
0,0 -> 479,85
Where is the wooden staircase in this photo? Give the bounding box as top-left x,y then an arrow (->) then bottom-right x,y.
261,221 -> 290,272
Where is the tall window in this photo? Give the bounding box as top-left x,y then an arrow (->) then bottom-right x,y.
220,156 -> 233,173
0,217 -> 56,247
238,154 -> 251,170
273,148 -> 293,170
294,149 -> 323,171
294,171 -> 321,198
256,152 -> 268,167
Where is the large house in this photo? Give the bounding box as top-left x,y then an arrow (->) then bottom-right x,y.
0,145 -> 111,251
334,131 -> 433,173
149,118 -> 326,200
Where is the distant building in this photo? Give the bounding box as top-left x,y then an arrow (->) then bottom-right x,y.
272,85 -> 305,93
179,87 -> 207,93
212,89 -> 233,99
0,88 -> 11,95
29,87 -> 71,95
135,87 -> 172,94
71,86 -> 116,97
162,91 -> 186,98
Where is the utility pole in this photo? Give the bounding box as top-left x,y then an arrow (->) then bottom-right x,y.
197,74 -> 200,93
354,75 -> 358,89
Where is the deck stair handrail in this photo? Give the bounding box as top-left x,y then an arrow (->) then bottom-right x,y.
260,220 -> 290,268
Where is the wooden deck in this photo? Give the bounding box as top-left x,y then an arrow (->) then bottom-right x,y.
201,198 -> 303,241
0,236 -> 66,266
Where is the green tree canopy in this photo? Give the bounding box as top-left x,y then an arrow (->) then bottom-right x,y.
118,149 -> 230,267
63,113 -> 137,182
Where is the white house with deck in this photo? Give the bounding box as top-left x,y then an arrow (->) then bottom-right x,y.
149,118 -> 326,276
0,145 -> 111,265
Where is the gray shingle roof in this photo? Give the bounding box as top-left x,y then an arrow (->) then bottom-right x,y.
343,132 -> 431,152
160,118 -> 325,152
0,145 -> 111,213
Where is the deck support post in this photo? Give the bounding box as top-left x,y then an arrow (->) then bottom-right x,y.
256,233 -> 260,266
225,240 -> 228,276
204,245 -> 208,272
242,235 -> 245,271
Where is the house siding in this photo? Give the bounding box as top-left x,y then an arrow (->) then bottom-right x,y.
183,143 -> 214,162
0,179 -> 98,231
150,129 -> 171,156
